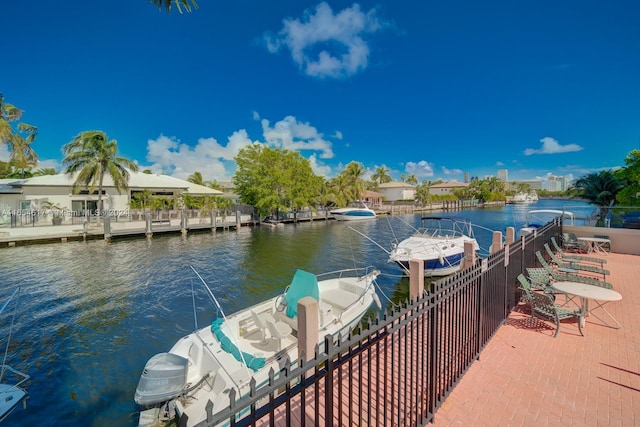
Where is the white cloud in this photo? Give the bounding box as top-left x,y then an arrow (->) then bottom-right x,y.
333,130 -> 343,140
145,131 -> 255,180
143,114 -> 337,181
442,166 -> 463,175
36,158 -> 61,171
307,153 -> 332,177
264,2 -> 388,78
524,137 -> 583,155
405,160 -> 434,178
496,161 -> 504,166
261,115 -> 334,159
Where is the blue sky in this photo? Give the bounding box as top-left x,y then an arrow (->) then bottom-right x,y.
1,1 -> 639,185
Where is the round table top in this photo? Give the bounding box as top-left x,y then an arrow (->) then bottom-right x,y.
577,237 -> 611,243
552,281 -> 622,301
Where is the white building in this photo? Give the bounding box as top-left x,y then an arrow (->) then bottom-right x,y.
377,182 -> 416,202
497,169 -> 508,182
547,175 -> 567,191
428,182 -> 470,196
0,171 -> 223,219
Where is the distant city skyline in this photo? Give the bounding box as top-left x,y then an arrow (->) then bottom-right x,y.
2,1 -> 637,184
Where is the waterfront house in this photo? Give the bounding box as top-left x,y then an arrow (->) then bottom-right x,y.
377,181 -> 415,202
0,172 -> 223,220
428,181 -> 469,196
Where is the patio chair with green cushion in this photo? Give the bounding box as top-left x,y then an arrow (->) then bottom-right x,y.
517,274 -> 536,306
526,267 -> 551,290
544,243 -> 610,280
529,291 -> 583,338
550,237 -> 606,268
535,251 -> 615,289
561,233 -> 584,252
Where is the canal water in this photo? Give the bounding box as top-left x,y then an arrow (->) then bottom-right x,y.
0,199 -> 591,426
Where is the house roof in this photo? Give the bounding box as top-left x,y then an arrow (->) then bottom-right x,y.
429,182 -> 469,189
5,172 -> 223,195
378,181 -> 415,189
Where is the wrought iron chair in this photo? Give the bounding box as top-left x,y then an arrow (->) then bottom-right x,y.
534,251 -> 614,290
529,291 -> 583,338
550,237 -> 606,268
544,243 -> 610,280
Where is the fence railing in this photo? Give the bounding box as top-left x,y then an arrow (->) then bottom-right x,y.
195,221 -> 562,426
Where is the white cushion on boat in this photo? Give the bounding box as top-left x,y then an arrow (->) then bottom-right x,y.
322,289 -> 360,311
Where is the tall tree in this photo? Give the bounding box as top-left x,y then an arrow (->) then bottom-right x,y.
1,94 -> 39,177
187,171 -> 205,186
149,0 -> 198,13
615,149 -> 640,206
233,144 -> 319,218
371,166 -> 391,185
63,131 -> 139,219
406,174 -> 418,185
571,170 -> 623,225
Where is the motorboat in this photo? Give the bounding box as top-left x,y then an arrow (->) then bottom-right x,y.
517,209 -> 575,238
388,217 -> 479,277
0,288 -> 29,423
134,266 -> 382,427
330,201 -> 376,221
511,190 -> 539,204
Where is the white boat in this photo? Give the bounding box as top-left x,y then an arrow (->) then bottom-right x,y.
330,201 -> 376,221
517,209 -> 575,238
0,288 -> 29,423
511,190 -> 539,204
389,217 -> 479,277
135,266 -> 382,427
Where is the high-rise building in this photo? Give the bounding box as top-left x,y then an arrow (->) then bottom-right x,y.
497,169 -> 508,182
464,172 -> 470,183
548,175 -> 567,191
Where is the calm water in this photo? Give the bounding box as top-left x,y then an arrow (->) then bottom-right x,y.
0,199 -> 590,426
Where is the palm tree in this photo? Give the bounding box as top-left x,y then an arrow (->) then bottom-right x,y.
406,174 -> 418,185
149,0 -> 198,13
63,131 -> 139,221
344,161 -> 367,202
0,93 -> 23,144
571,170 -> 623,225
1,94 -> 39,178
371,166 -> 391,185
187,171 -> 205,186
9,124 -> 39,178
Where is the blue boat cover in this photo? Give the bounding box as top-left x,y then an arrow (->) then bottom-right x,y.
211,318 -> 266,371
284,269 -> 319,318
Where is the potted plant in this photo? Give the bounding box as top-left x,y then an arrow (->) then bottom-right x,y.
41,201 -> 65,225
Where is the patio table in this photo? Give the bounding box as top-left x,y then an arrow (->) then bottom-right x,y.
577,237 -> 611,255
552,281 -> 621,329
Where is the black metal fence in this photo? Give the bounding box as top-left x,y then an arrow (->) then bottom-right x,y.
199,220 -> 563,427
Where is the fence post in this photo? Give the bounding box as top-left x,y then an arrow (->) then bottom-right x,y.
462,240 -> 476,270
505,227 -> 515,245
409,259 -> 424,301
490,231 -> 503,254
181,209 -> 188,235
103,215 -> 111,240
145,212 -> 152,238
211,211 -> 217,232
297,297 -> 319,363
236,210 -> 241,228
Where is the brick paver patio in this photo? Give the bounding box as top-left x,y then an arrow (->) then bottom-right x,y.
433,252 -> 640,426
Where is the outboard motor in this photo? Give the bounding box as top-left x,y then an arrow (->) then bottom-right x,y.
134,353 -> 188,407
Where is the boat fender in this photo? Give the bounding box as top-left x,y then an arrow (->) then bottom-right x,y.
438,256 -> 444,265
373,293 -> 382,310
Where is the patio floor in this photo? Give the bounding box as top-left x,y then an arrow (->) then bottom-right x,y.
433,252 -> 640,426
